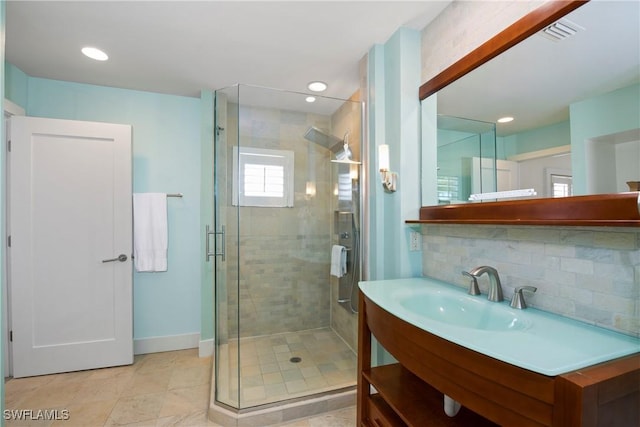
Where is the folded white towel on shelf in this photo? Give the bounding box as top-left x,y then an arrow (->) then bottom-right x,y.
330,245 -> 347,278
133,193 -> 168,272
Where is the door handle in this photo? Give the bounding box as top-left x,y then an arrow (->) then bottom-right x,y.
206,225 -> 215,262
205,225 -> 225,262
102,254 -> 128,263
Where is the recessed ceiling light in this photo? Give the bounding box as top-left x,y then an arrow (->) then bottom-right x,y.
82,46 -> 109,61
307,81 -> 327,92
305,96 -> 316,103
497,116 -> 514,123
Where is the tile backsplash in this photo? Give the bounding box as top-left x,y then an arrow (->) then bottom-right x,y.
421,225 -> 639,337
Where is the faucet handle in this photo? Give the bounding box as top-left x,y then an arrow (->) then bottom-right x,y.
462,271 -> 481,296
510,286 -> 537,309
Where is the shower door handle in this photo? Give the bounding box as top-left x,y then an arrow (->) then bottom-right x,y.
205,225 -> 215,262
205,225 -> 225,262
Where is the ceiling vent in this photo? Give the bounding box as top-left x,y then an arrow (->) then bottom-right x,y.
539,18 -> 584,42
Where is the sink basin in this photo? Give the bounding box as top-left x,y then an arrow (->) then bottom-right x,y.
359,277 -> 640,376
399,291 -> 529,331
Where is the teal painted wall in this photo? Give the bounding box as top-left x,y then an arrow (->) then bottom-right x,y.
367,44 -> 386,281
381,27 -> 422,280
367,27 -> 421,366
200,90 -> 214,342
421,95 -> 438,205
437,128 -> 475,147
437,131 -> 480,202
5,71 -> 202,342
500,120 -> 570,159
570,83 -> 640,195
4,62 -> 26,108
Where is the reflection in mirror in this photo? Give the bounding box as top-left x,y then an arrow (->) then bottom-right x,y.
435,0 -> 639,201
437,115 -> 496,203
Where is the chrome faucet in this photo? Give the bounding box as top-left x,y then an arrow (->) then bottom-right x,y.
510,286 -> 537,309
461,271 -> 480,296
467,266 -> 503,302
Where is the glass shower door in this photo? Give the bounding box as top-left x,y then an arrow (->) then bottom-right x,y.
213,86 -> 240,409
212,84 -> 361,413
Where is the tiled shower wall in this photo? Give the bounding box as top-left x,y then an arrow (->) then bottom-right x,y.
224,104 -> 334,338
421,225 -> 639,337
227,234 -> 331,337
329,92 -> 362,352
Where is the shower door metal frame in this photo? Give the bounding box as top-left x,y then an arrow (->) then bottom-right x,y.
212,87 -> 241,410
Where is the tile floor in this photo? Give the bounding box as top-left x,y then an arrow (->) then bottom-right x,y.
5,347 -> 356,427
217,328 -> 357,408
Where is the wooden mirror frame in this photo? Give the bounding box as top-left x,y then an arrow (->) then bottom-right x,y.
414,0 -> 640,227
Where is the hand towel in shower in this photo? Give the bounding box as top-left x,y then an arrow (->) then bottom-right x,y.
330,245 -> 347,278
133,193 -> 168,272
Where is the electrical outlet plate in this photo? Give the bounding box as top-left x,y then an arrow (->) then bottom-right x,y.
409,231 -> 421,251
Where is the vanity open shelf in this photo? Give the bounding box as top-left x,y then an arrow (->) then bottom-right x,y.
357,280 -> 640,427
363,364 -> 498,426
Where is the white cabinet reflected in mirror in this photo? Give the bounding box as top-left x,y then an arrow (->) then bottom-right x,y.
433,0 -> 639,204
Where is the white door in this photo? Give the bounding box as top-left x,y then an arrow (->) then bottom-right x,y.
8,116 -> 133,378
471,157 -> 519,194
3,99 -> 25,377
496,159 -> 519,191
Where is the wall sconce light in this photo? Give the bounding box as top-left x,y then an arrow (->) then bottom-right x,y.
305,181 -> 316,197
378,144 -> 397,193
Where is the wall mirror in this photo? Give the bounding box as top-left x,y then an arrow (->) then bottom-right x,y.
426,0 -> 639,205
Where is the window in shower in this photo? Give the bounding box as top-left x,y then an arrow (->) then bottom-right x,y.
232,146 -> 294,207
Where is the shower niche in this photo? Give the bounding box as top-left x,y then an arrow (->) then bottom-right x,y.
209,84 -> 362,424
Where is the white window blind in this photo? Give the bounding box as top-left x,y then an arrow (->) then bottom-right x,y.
233,146 -> 294,207
550,173 -> 573,198
437,175 -> 460,203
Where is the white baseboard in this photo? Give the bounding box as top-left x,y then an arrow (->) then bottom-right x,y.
199,338 -> 214,358
134,333 -> 200,355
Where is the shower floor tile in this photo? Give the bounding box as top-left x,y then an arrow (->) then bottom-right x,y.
220,327 -> 357,408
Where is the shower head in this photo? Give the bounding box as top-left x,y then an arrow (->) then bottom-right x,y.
304,127 -> 361,164
332,143 -> 361,164
331,132 -> 361,164
303,126 -> 343,149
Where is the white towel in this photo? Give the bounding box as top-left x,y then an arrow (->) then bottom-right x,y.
133,193 -> 168,272
330,245 -> 347,278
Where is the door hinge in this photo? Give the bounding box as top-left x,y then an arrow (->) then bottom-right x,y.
7,235 -> 10,247
7,140 -> 10,152
9,330 -> 12,342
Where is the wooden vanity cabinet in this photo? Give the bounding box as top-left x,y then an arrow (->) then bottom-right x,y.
357,292 -> 640,427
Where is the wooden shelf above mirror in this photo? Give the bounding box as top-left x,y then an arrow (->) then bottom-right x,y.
418,0 -> 588,101
407,193 -> 640,227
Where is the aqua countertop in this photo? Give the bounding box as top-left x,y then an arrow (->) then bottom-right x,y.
359,277 -> 640,376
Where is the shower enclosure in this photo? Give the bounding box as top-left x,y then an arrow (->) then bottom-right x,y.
209,85 -> 362,416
